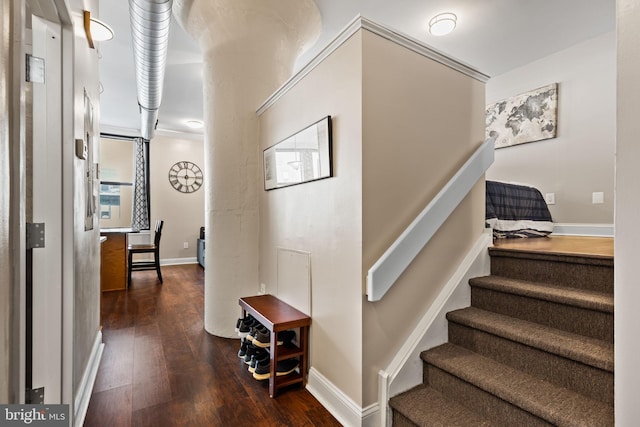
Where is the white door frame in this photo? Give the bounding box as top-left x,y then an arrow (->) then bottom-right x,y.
30,14 -> 63,404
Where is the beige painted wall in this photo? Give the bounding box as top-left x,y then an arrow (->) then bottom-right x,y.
486,31 -> 615,224
70,0 -> 102,397
259,33 -> 364,404
260,28 -> 486,408
360,30 -> 486,405
150,133 -> 205,261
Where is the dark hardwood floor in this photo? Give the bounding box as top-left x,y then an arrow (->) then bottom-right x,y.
85,264 -> 340,427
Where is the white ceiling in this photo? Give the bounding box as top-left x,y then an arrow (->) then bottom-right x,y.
98,0 -> 615,137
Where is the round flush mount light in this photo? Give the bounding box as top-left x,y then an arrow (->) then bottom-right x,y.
429,12 -> 457,36
185,120 -> 204,129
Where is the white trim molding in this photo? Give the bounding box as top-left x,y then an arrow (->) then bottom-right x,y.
160,257 -> 198,266
552,223 -> 614,237
378,231 -> 492,426
257,16 -> 489,116
73,331 -> 104,427
307,367 -> 380,427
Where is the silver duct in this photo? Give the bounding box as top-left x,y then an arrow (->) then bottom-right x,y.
128,0 -> 173,140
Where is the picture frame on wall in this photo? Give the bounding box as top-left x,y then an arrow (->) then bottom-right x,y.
263,116 -> 333,190
486,83 -> 558,149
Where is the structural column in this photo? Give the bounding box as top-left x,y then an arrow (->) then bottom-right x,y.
173,0 -> 320,336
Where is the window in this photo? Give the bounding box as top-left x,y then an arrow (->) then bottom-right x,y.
99,134 -> 150,230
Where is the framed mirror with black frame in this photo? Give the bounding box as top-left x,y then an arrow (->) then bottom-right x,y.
263,116 -> 332,191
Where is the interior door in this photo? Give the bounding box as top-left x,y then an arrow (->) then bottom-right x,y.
28,14 -> 63,404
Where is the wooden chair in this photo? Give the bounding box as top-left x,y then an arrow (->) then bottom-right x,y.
127,220 -> 163,286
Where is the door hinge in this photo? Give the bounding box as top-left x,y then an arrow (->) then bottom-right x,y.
26,223 -> 45,249
25,387 -> 45,404
26,53 -> 45,83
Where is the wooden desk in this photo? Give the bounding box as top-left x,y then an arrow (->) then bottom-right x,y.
100,228 -> 137,291
239,294 -> 311,397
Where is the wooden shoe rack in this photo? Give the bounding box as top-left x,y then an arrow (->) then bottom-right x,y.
239,294 -> 311,397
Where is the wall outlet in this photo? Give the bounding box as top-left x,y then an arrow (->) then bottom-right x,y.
545,193 -> 556,205
592,192 -> 604,204
259,283 -> 266,294
183,242 -> 189,249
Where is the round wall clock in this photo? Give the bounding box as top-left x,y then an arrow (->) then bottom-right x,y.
168,161 -> 203,193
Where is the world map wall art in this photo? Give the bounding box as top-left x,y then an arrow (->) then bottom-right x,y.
485,83 -> 558,149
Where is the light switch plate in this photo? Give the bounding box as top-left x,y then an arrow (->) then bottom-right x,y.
545,193 -> 556,205
592,192 -> 604,204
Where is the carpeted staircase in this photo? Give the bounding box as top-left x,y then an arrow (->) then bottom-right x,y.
389,244 -> 614,426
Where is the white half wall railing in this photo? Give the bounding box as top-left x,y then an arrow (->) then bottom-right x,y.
366,138 -> 495,302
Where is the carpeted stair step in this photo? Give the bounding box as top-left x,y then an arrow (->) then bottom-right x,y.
447,307 -> 613,403
470,276 -> 613,342
422,343 -> 614,427
488,247 -> 613,294
389,385 -> 492,427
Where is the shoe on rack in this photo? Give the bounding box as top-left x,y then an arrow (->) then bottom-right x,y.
243,345 -> 267,365
248,352 -> 270,374
252,359 -> 300,381
235,315 -> 252,332
237,338 -> 249,359
238,318 -> 262,339
252,358 -> 272,381
276,359 -> 299,376
246,325 -> 268,343
252,329 -> 272,348
277,330 -> 295,346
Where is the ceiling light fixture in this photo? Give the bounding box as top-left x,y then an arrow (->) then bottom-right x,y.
185,120 -> 204,129
429,12 -> 457,36
83,10 -> 114,49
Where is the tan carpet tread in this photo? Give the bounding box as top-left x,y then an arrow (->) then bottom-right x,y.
469,275 -> 613,312
446,307 -> 613,372
389,385 -> 492,427
423,343 -> 614,427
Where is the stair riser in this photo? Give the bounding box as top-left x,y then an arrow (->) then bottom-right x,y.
471,287 -> 613,342
448,322 -> 614,404
391,413 -> 416,427
424,364 -> 552,427
490,256 -> 613,294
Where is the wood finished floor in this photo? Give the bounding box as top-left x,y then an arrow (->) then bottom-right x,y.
492,235 -> 613,258
85,265 -> 340,427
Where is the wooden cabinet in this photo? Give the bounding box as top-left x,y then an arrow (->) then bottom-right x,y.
100,228 -> 138,291
100,230 -> 128,291
239,294 -> 310,398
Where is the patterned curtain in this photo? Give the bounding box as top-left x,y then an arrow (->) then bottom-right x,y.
131,137 -> 150,230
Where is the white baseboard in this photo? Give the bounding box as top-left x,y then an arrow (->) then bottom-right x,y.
160,257 -> 197,266
553,223 -> 614,237
307,367 -> 380,427
73,331 -> 104,427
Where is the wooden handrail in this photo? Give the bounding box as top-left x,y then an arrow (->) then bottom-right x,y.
366,139 -> 494,301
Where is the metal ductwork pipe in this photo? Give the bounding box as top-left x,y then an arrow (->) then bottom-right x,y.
129,0 -> 173,140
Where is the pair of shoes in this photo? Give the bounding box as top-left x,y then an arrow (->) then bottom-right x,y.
236,315 -> 263,339
248,352 -> 270,373
252,329 -> 296,349
243,343 -> 268,365
247,325 -> 269,346
235,314 -> 253,333
277,330 -> 296,346
252,359 -> 299,381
